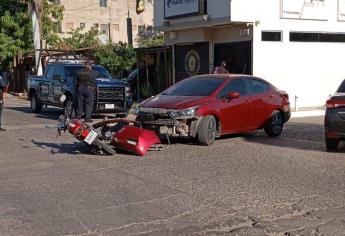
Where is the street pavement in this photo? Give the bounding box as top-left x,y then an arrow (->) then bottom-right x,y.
0,96 -> 345,236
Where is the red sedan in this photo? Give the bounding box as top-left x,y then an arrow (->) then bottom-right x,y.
137,74 -> 291,145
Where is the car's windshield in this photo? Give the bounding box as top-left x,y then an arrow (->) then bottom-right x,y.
162,77 -> 225,96
66,65 -> 112,79
337,80 -> 345,93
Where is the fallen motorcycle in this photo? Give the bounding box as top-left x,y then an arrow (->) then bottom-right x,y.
91,119 -> 162,156
57,113 -> 116,155
57,95 -> 162,156
57,95 -> 115,155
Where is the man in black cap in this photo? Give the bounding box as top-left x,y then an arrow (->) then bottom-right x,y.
0,73 -> 6,131
76,61 -> 98,122
213,60 -> 229,74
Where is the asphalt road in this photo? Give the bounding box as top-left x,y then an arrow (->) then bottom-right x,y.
0,96 -> 345,236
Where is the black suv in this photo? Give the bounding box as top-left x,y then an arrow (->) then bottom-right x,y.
325,79 -> 345,151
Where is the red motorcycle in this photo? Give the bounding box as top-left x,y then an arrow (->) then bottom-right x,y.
57,114 -> 116,155
57,96 -> 162,156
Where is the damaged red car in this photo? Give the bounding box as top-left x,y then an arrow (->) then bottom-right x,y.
137,74 -> 291,145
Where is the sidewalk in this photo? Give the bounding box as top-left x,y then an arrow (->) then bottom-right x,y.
291,109 -> 325,118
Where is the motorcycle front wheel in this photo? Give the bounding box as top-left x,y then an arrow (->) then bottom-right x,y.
92,138 -> 116,155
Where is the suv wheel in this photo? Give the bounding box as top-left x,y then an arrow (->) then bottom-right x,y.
30,93 -> 42,113
325,138 -> 339,151
197,115 -> 217,146
264,111 -> 284,137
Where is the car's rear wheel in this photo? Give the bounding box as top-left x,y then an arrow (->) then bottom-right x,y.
264,111 -> 284,137
197,115 -> 217,146
30,93 -> 42,113
325,138 -> 339,151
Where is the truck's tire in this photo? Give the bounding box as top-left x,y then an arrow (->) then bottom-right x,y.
325,138 -> 339,152
30,93 -> 42,113
197,115 -> 217,146
93,138 -> 116,155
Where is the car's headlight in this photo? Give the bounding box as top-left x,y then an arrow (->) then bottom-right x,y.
168,106 -> 199,119
125,86 -> 131,97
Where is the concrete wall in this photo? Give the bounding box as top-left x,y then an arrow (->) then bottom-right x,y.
60,0 -> 154,45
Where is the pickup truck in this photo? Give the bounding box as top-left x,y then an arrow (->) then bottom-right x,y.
27,62 -> 132,117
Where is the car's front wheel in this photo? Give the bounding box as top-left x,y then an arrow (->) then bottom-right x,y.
197,115 -> 217,146
264,111 -> 284,137
325,138 -> 339,152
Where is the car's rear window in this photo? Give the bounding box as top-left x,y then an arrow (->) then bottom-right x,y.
162,77 -> 225,96
337,80 -> 345,93
66,65 -> 111,79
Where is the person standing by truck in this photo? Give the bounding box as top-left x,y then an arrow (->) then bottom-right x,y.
76,61 -> 98,123
0,73 -> 6,131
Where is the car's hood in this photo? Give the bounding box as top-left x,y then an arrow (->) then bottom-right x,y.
96,78 -> 128,87
141,95 -> 206,110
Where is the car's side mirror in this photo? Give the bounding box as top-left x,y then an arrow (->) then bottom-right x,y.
227,91 -> 240,100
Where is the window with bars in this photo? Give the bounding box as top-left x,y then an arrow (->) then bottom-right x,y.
100,0 -> 107,7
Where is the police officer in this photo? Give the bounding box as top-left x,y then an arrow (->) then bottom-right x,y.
0,73 -> 6,131
76,61 -> 98,123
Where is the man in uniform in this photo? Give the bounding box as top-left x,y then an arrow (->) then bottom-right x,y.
76,61 -> 98,123
0,74 -> 6,131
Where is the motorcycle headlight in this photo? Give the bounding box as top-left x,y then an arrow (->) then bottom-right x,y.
168,106 -> 199,119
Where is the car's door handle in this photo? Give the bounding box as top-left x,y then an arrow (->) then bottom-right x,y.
269,95 -> 274,98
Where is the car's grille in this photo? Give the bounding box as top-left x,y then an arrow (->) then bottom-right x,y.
97,87 -> 124,102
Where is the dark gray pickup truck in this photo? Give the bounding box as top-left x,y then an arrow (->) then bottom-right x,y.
27,62 -> 132,117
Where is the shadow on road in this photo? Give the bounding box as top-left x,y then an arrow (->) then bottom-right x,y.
31,139 -> 91,155
223,122 -> 345,153
7,106 -> 62,121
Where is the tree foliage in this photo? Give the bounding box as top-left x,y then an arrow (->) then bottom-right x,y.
0,0 -> 64,68
95,42 -> 136,77
136,30 -> 164,48
59,27 -> 100,49
0,7 -> 32,69
41,0 -> 64,47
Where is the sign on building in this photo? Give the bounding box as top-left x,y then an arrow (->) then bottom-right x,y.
281,0 -> 327,20
164,0 -> 199,19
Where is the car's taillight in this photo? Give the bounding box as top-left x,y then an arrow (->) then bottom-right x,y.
326,99 -> 345,109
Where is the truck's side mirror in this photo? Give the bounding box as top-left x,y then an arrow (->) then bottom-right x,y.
53,75 -> 64,82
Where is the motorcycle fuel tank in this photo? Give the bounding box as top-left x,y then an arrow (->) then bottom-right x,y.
113,126 -> 161,156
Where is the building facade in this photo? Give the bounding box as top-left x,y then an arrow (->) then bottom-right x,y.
155,0 -> 345,109
58,0 -> 154,45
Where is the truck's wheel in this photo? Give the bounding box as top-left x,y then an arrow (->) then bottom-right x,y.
325,138 -> 339,152
197,115 -> 217,146
30,93 -> 42,113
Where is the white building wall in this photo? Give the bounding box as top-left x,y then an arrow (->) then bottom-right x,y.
230,0 -> 345,108
154,0 -> 345,108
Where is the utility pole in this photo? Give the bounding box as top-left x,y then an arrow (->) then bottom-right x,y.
127,1 -> 133,45
29,0 -> 43,76
108,0 -> 112,41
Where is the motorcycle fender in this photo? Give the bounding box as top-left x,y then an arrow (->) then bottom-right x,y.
113,126 -> 161,156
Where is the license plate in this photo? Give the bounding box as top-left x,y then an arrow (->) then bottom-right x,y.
84,130 -> 98,145
105,104 -> 115,109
